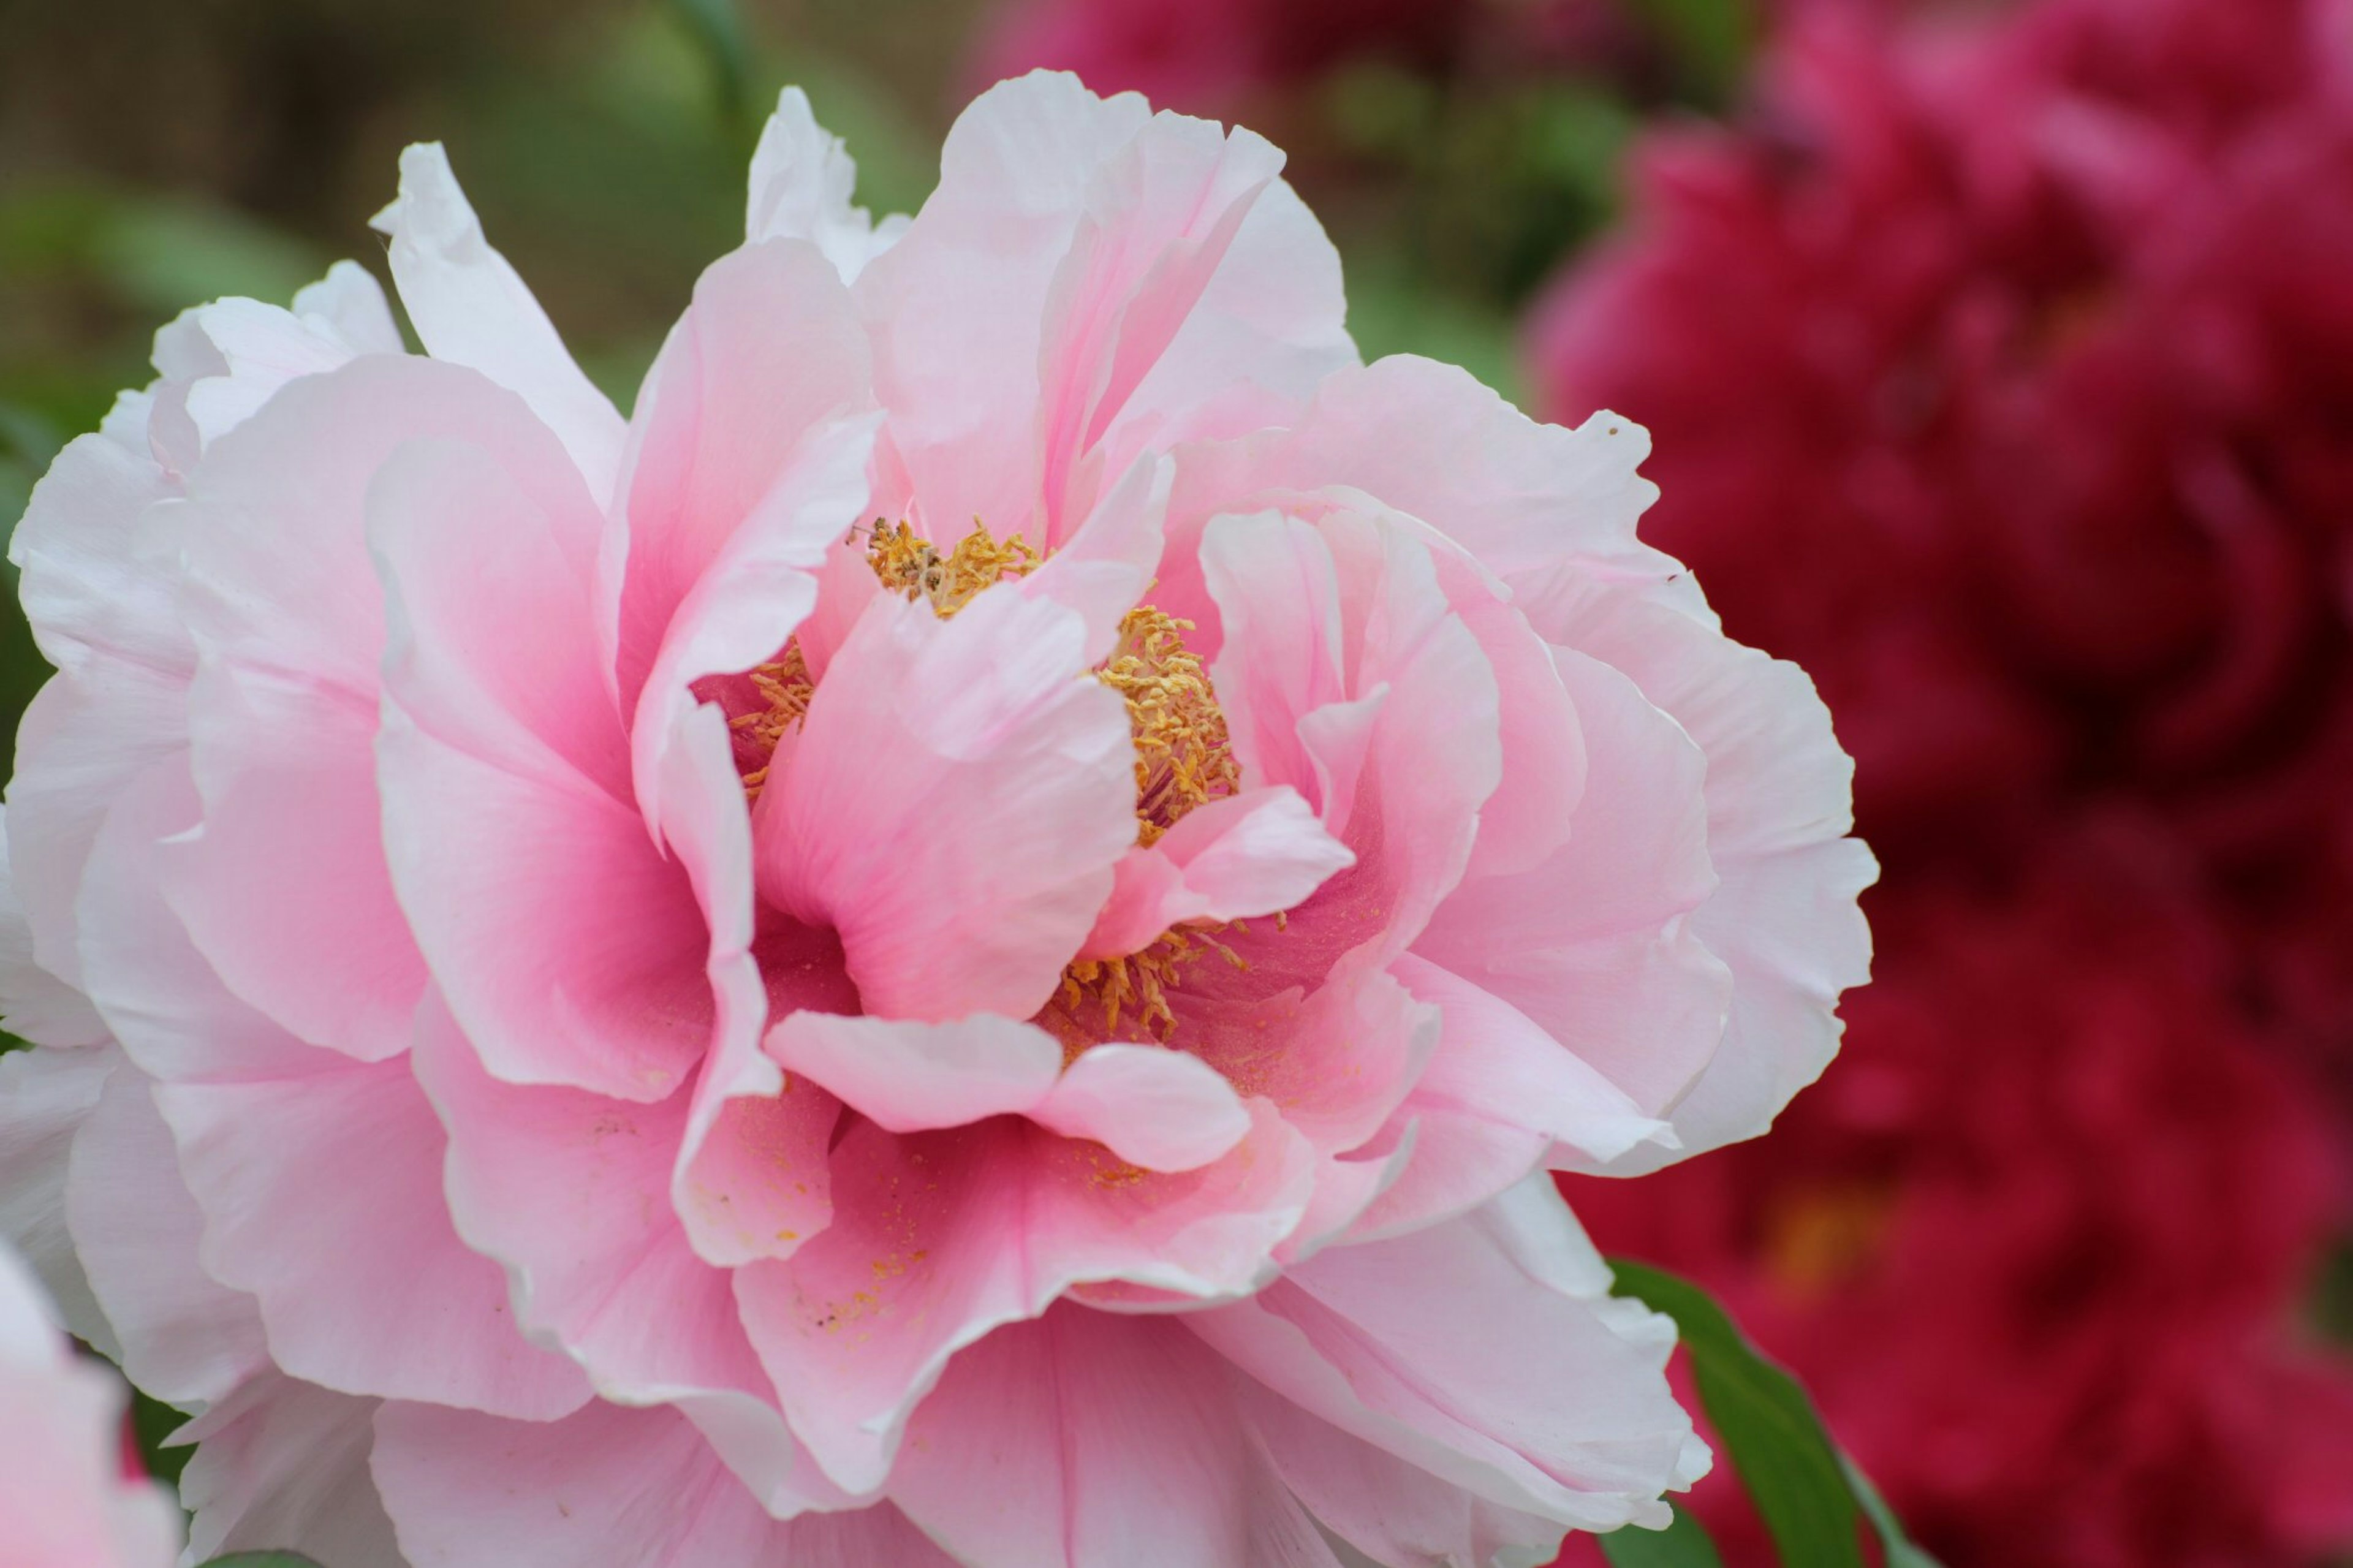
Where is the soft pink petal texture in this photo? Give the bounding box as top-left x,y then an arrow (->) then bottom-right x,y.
1237,1385 -> 1569,1568
1190,1178 -> 1707,1537
167,357 -> 584,1062
370,143 -> 626,502
376,1399 -> 954,1568
155,1050 -> 591,1418
757,587 -> 1135,1021
735,1100 -> 1313,1492
1199,509 -> 1502,980
745,87 -> 911,281
1349,956 -> 1673,1241
607,239 -> 872,825
371,434 -> 713,1102
0,812 -> 107,1048
67,1064 -> 268,1408
1416,648 -> 1731,1118
72,758 -> 320,1089
0,1045 -> 115,1356
857,72 -> 1350,545
0,1241 -> 181,1568
1171,356 -> 1699,628
1516,573 -> 1879,1166
148,267 -> 401,474
1080,786 -> 1353,960
178,1373 -> 404,1568
6,395 -> 188,990
893,1306 -> 1344,1568
411,997 -> 855,1520
770,1010 -> 1250,1170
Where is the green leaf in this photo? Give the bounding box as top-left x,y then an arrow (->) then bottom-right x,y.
1601,1504 -> 1728,1568
195,1555 -> 327,1567
1607,1259 -> 1942,1568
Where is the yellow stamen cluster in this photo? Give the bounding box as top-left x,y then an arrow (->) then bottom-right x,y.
729,643 -> 814,800
865,518 -> 1039,616
1098,607 -> 1240,846
1057,922 -> 1249,1047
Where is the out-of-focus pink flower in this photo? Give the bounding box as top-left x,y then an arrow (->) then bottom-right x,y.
966,0 -> 1651,117
0,74 -> 1871,1566
1528,0 -> 2353,898
0,1238 -> 181,1568
1560,844 -> 2353,1568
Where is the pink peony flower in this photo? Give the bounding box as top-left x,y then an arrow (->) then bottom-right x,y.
0,75 -> 1871,1566
0,1238 -> 182,1568
1558,841 -> 2353,1568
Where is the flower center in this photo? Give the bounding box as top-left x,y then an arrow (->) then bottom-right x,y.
727,518 -> 1257,1045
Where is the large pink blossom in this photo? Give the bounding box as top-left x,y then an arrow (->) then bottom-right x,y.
0,1238 -> 181,1568
0,75 -> 1871,1567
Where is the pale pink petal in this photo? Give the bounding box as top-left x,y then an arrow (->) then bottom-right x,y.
746,87 -> 911,282
735,1102 -> 1313,1491
1172,357 -> 1697,623
1348,956 -> 1674,1241
166,355 -> 602,1061
0,809 -> 107,1048
375,1399 -> 950,1568
1035,1043 -> 1252,1171
608,240 -> 871,719
855,72 -> 1156,536
1201,509 -> 1503,980
0,1046 -> 116,1356
767,1010 -> 1063,1132
758,587 -> 1134,1021
178,1373 -> 403,1568
162,661 -> 420,1061
371,143 -> 626,501
6,393 -> 189,990
1415,648 -> 1731,1116
1080,786 -> 1353,960
0,1242 -> 181,1568
376,645 -> 711,1103
149,273 -> 395,472
67,1065 -> 268,1408
1190,1177 -> 1706,1536
893,1307 -> 1344,1568
74,756 -> 322,1088
156,1056 -> 591,1419
410,996 -> 852,1519
1518,573 -> 1877,1166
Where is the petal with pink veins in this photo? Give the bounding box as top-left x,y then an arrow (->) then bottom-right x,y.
893,1306 -> 1344,1568
1189,1176 -> 1706,1536
735,1100 -> 1313,1493
155,1051 -> 592,1419
374,1398 -> 953,1568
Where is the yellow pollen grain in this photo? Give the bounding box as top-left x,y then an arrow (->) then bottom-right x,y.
1058,923 -> 1248,1048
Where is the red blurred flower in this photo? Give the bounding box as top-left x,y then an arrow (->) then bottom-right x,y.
1528,0 -> 2353,939
1559,844 -> 2353,1568
964,0 -> 1652,116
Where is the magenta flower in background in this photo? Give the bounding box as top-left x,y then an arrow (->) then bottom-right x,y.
0,74 -> 1871,1567
1528,0 -> 2353,1043
1529,0 -> 2353,1561
0,1239 -> 181,1568
1561,841 -> 2353,1568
